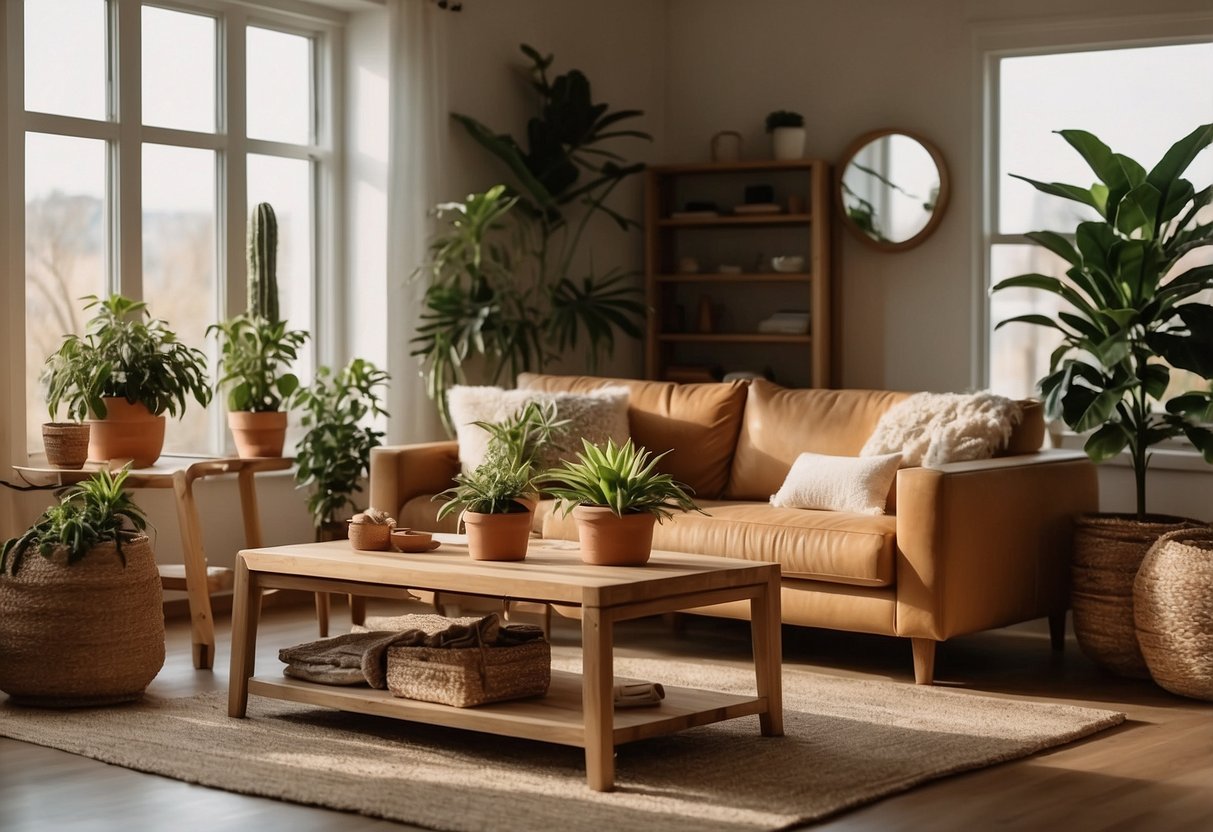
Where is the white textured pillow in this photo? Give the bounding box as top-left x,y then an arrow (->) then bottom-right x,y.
860,391 -> 1022,468
769,451 -> 902,516
447,385 -> 630,472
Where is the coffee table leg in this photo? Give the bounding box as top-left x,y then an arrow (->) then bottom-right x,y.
751,571 -> 784,736
228,558 -> 261,718
581,606 -> 615,791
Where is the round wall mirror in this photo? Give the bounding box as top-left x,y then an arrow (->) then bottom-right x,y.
836,129 -> 950,251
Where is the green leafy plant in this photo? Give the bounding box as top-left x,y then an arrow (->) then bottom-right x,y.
765,110 -> 804,132
1,467 -> 148,576
43,294 -> 212,421
414,44 -> 650,430
543,437 -> 702,521
292,358 -> 390,529
475,400 -> 568,479
992,123 -> 1213,518
208,315 -> 308,412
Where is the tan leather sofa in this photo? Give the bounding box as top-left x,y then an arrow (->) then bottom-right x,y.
370,373 -> 1099,684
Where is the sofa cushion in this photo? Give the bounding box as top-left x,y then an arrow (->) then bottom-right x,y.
727,379 -> 910,501
770,451 -> 902,515
517,373 -> 747,498
540,500 -> 897,588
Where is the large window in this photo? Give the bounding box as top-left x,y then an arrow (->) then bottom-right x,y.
17,0 -> 334,455
985,40 -> 1213,402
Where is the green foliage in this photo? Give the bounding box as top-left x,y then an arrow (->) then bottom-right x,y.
992,124 -> 1213,518
208,314 -> 309,412
475,400 -> 568,479
765,110 -> 804,132
43,294 -> 212,421
1,467 -> 148,576
543,438 -> 701,522
248,203 -> 279,322
415,44 -> 650,431
292,358 -> 390,529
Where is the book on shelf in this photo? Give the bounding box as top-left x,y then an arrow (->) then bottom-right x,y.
663,364 -> 722,383
756,309 -> 810,335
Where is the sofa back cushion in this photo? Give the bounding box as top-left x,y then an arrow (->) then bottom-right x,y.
517,373 -> 748,498
726,379 -> 911,500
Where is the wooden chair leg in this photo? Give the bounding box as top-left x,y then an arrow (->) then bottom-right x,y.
911,638 -> 936,685
315,592 -> 331,637
1049,611 -> 1066,652
350,595 -> 367,627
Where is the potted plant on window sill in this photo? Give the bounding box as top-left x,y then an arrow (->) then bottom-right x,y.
43,294 -> 212,468
0,467 -> 164,706
992,123 -> 1213,677
543,438 -> 702,566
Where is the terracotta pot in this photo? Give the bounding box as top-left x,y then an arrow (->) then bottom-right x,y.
228,410 -> 288,458
463,510 -> 531,561
0,535 -> 165,707
42,422 -> 91,469
573,506 -> 656,566
1071,513 -> 1203,678
348,521 -> 392,551
88,398 -> 166,468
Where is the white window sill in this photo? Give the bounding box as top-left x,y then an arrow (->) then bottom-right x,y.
1049,431 -> 1213,473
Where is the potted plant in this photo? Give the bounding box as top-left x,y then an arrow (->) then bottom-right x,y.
209,203 -> 309,458
347,507 -> 396,551
292,358 -> 390,538
992,123 -> 1213,676
543,438 -> 702,566
0,467 -> 164,706
766,110 -> 806,160
43,294 -> 212,468
469,400 -> 568,510
436,453 -> 536,562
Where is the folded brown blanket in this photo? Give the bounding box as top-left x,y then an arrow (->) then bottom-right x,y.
278,613 -> 544,688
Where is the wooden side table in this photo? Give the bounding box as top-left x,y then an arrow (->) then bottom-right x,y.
13,455 -> 292,670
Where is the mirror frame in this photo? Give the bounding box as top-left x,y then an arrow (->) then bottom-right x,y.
835,128 -> 950,252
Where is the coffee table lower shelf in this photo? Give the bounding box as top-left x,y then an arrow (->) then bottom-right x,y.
248,669 -> 766,747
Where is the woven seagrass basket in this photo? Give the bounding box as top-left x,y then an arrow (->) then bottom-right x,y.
0,535 -> 165,707
1134,526 -> 1213,701
386,638 -> 551,708
1071,513 -> 1203,678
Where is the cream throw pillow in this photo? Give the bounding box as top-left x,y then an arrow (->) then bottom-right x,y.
860,391 -> 1022,468
447,385 -> 630,473
769,451 -> 902,516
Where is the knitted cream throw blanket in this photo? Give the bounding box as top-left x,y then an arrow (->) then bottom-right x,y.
860,392 -> 1023,468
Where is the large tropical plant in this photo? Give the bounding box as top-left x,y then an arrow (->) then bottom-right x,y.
413,44 -> 649,431
992,123 -> 1213,518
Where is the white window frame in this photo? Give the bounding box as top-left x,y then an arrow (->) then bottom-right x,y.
974,10 -> 1213,391
3,0 -> 344,458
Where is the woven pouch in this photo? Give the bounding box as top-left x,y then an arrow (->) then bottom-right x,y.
386,638 -> 550,708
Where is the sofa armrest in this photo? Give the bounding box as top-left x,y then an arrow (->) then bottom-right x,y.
894,450 -> 1098,640
369,441 -> 461,518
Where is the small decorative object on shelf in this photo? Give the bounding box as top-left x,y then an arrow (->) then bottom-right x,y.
765,110 -> 806,160
758,310 -> 811,335
348,508 -> 396,551
710,130 -> 742,162
770,255 -> 805,273
41,421 -> 90,470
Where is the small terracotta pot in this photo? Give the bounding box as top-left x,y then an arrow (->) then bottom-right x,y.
463,510 -> 531,561
573,506 -> 656,566
228,410 -> 288,458
348,522 -> 392,551
88,398 -> 166,468
42,422 -> 91,469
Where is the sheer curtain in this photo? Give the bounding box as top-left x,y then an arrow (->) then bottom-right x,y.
385,0 -> 448,443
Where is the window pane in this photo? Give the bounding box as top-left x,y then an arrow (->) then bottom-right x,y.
248,154 -> 314,384
142,6 -> 216,133
25,133 -> 108,452
143,144 -> 217,453
988,244 -> 1069,401
247,27 -> 312,144
24,0 -> 107,119
999,43 -> 1213,233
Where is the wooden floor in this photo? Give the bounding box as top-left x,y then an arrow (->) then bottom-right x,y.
2,596 -> 1210,832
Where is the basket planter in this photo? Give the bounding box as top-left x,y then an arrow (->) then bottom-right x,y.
1134,526 -> 1213,700
42,422 -> 90,469
573,506 -> 656,566
88,398 -> 166,468
228,410 -> 287,458
348,521 -> 392,551
463,510 -> 531,561
0,534 -> 165,707
1071,513 -> 1203,678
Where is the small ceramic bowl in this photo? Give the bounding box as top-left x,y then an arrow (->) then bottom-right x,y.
391,529 -> 437,553
771,255 -> 806,273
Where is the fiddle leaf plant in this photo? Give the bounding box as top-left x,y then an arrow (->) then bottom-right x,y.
992,123 -> 1213,518
291,358 -> 390,530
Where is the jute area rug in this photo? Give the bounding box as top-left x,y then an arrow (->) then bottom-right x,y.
0,656 -> 1123,832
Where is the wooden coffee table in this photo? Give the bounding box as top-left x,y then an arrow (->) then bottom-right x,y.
227,536 -> 783,791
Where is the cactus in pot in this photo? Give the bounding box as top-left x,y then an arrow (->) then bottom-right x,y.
248,202 -> 279,323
